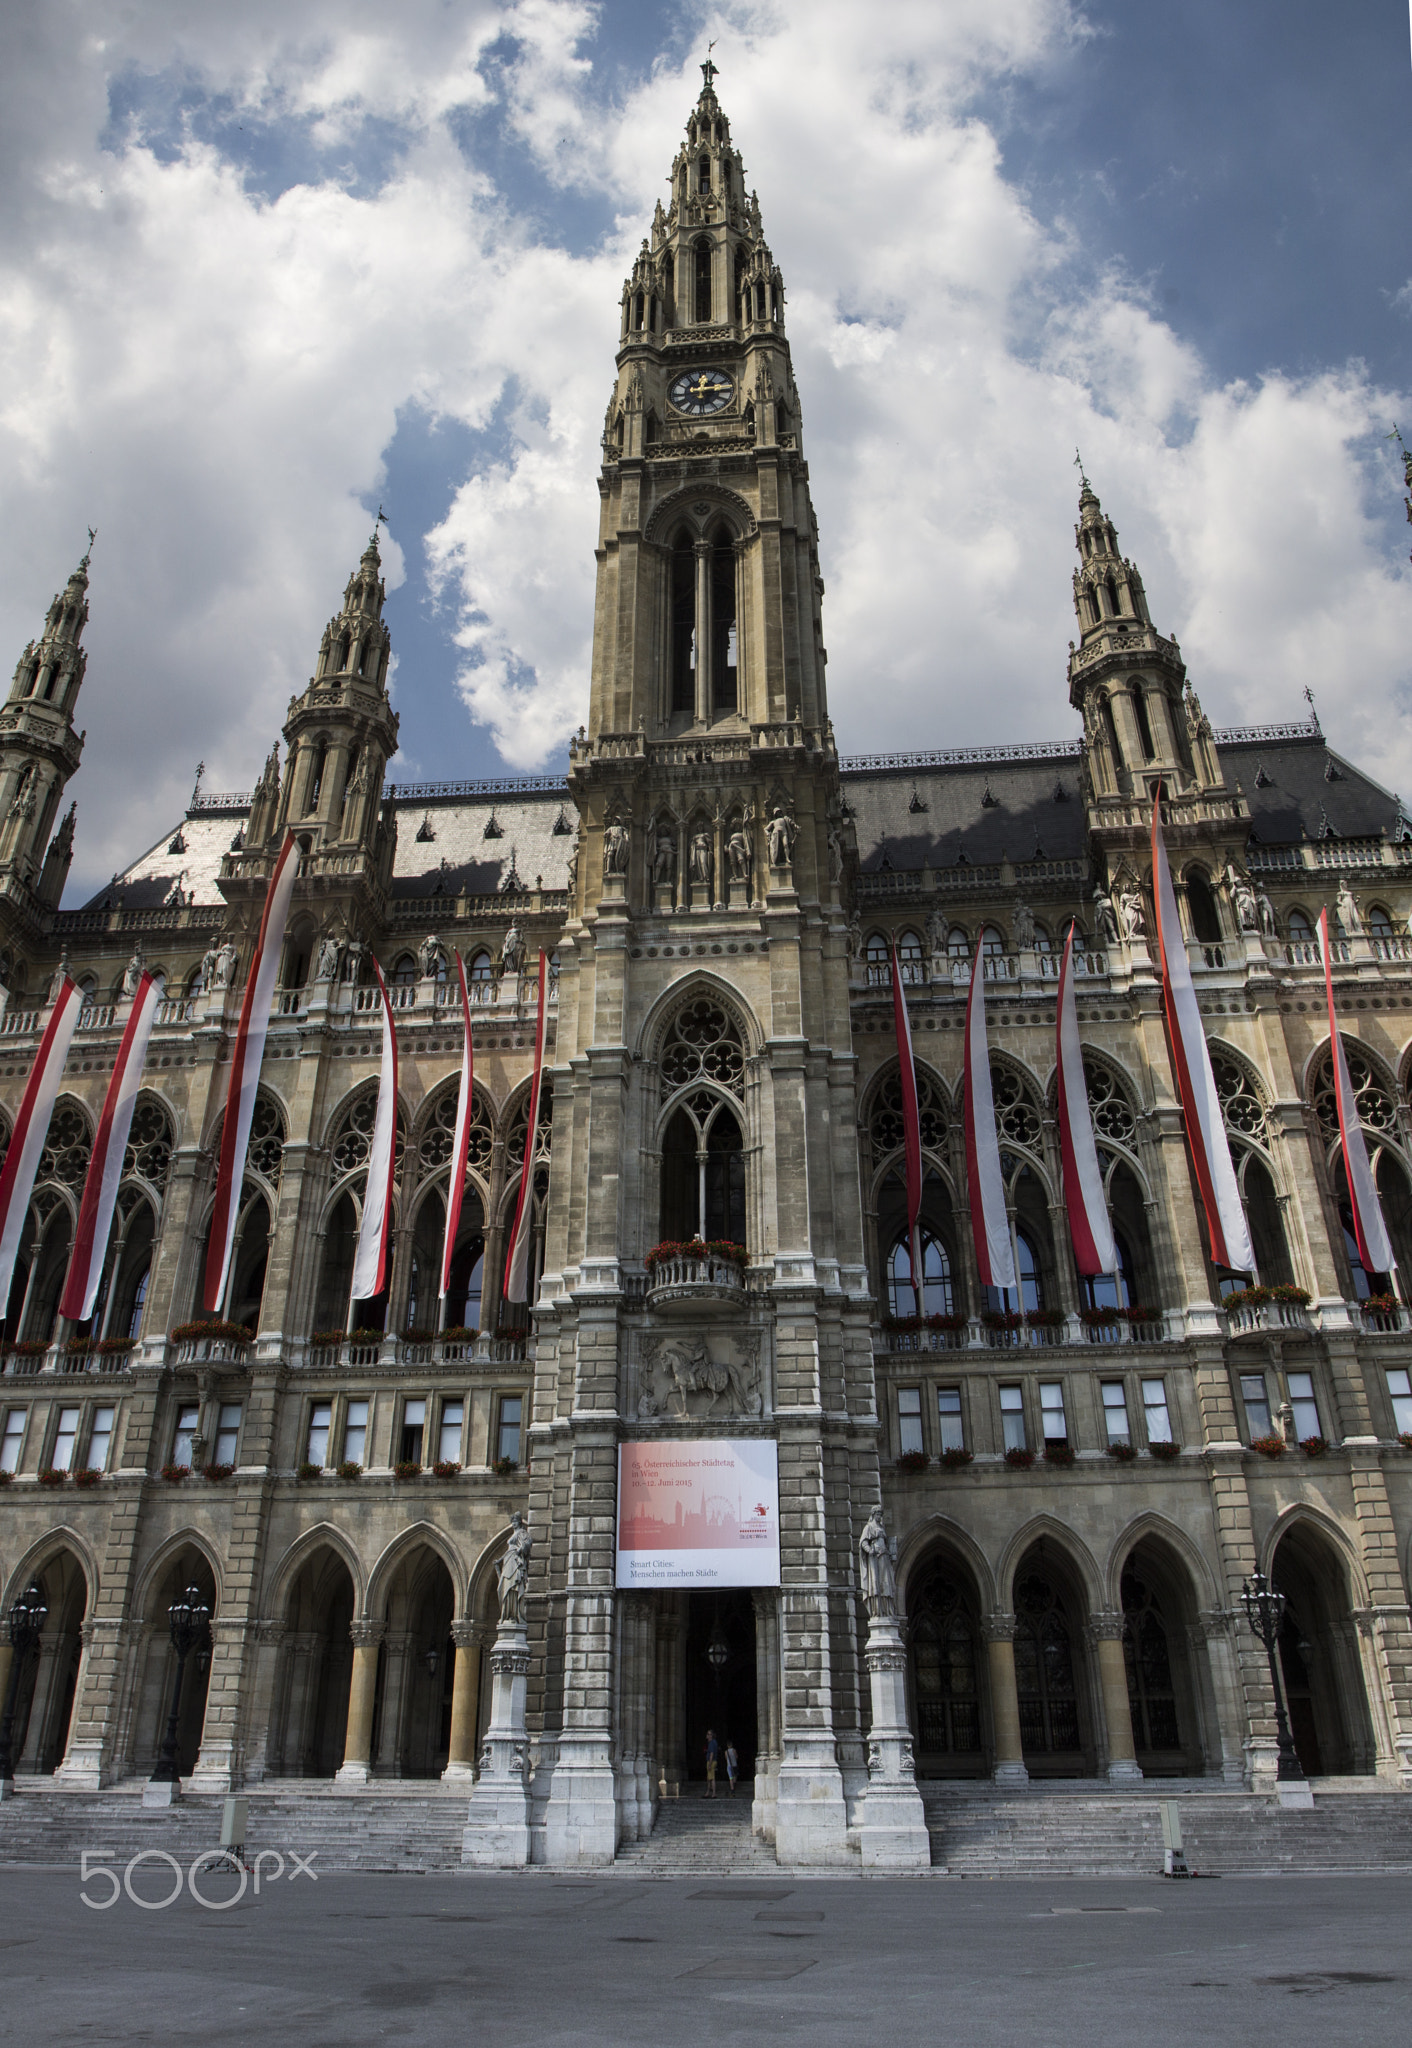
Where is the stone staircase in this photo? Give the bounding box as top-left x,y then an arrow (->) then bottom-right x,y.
0,1780 -> 468,1872
615,1787 -> 781,1873
922,1784 -> 1412,1877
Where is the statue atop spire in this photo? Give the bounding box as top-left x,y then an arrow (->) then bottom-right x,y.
701,43 -> 719,92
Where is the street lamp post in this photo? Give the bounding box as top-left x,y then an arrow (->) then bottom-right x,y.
149,1583 -> 212,1787
1241,1571 -> 1305,1781
0,1584 -> 48,1794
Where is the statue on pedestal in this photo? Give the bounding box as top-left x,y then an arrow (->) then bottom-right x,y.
497,1512 -> 531,1626
859,1506 -> 896,1620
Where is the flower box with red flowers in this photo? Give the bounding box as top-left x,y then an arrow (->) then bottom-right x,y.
432,1461 -> 463,1479
1249,1434 -> 1286,1459
203,1463 -> 235,1482
1300,1435 -> 1330,1459
940,1447 -> 975,1469
1147,1440 -> 1182,1461
160,1464 -> 190,1483
1004,1447 -> 1036,1469
1107,1442 -> 1138,1463
394,1461 -> 423,1481
895,1451 -> 929,1474
37,1467 -> 67,1487
1043,1442 -> 1076,1467
72,1467 -> 103,1488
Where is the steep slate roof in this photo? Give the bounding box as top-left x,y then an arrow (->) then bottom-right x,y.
844,745 -> 1087,873
95,782 -> 575,911
1214,731 -> 1404,845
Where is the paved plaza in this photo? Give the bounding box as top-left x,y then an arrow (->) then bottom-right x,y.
2,1865 -> 1406,2046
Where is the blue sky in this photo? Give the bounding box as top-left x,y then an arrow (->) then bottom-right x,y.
0,0 -> 1408,898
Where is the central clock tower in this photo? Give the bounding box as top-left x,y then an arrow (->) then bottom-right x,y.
497,62 -> 903,1873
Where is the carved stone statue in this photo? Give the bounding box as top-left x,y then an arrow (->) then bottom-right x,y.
690,827 -> 712,887
603,819 -> 630,876
121,945 -> 145,999
48,946 -> 69,1004
1257,888 -> 1278,940
827,825 -> 844,883
314,935 -> 341,983
1012,898 -> 1035,950
1115,883 -> 1146,942
197,945 -> 217,992
1336,881 -> 1363,936
859,1505 -> 896,1619
727,822 -> 752,884
211,941 -> 237,991
497,1512 -> 532,1627
1226,864 -> 1260,934
501,921 -> 523,974
418,932 -> 442,980
847,909 -> 864,960
766,802 -> 796,868
1093,885 -> 1120,946
652,825 -> 675,886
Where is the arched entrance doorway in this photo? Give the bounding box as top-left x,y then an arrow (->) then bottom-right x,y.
1270,1523 -> 1376,1776
905,1548 -> 987,1777
271,1547 -> 355,1778
7,1549 -> 87,1774
1010,1543 -> 1097,1777
683,1590 -> 756,1788
1118,1539 -> 1209,1776
134,1547 -> 217,1777
371,1548 -> 456,1778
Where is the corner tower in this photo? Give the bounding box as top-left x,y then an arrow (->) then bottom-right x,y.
506,67 -> 890,1876
0,541 -> 91,950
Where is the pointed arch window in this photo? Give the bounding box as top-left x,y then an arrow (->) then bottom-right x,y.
887,1232 -> 953,1317
711,530 -> 737,710
670,533 -> 696,714
1130,684 -> 1156,761
694,239 -> 712,324
305,747 -> 326,817
1185,870 -> 1222,946
1014,1575 -> 1080,1753
698,154 -> 711,194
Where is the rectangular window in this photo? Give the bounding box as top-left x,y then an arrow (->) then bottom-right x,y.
343,1399 -> 369,1467
172,1403 -> 200,1468
51,1406 -> 80,1472
936,1387 -> 965,1453
999,1383 -> 1027,1453
1101,1380 -> 1130,1445
0,1408 -> 24,1474
1386,1368 -> 1412,1436
1039,1381 -> 1067,1446
1286,1371 -> 1321,1443
87,1405 -> 115,1473
213,1403 -> 242,1467
897,1386 -> 924,1456
438,1400 -> 464,1466
306,1401 -> 332,1469
1142,1378 -> 1173,1445
497,1395 -> 523,1467
400,1398 -> 426,1465
1239,1373 -> 1272,1440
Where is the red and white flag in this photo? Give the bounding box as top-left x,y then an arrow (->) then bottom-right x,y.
349,959 -> 399,1306
503,950 -> 548,1305
61,971 -> 163,1323
1319,907 -> 1394,1276
1149,793 -> 1255,1272
0,978 -> 83,1312
439,950 -> 476,1310
203,833 -> 300,1315
1055,927 -> 1118,1278
963,937 -> 1017,1291
889,941 -> 924,1309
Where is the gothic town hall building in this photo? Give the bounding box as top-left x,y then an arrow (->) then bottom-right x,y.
1,74 -> 1412,1867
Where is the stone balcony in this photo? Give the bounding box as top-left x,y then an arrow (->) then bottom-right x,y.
644,1250 -> 748,1315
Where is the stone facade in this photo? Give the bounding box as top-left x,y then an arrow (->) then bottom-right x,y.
2,74 -> 1412,1863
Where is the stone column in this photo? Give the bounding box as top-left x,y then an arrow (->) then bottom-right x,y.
238,1622 -> 286,1784
1090,1613 -> 1143,1782
983,1614 -> 1028,1785
857,1600 -> 930,1869
443,1621 -> 489,1781
1191,1611 -> 1248,1783
462,1614 -> 533,1866
335,1619 -> 384,1784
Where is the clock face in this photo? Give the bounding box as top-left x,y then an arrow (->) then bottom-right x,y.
669,367 -> 733,417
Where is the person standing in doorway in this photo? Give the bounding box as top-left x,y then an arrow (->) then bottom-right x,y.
725,1739 -> 739,1796
704,1728 -> 720,1797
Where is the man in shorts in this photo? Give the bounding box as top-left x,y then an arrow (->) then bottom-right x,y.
704,1728 -> 720,1796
